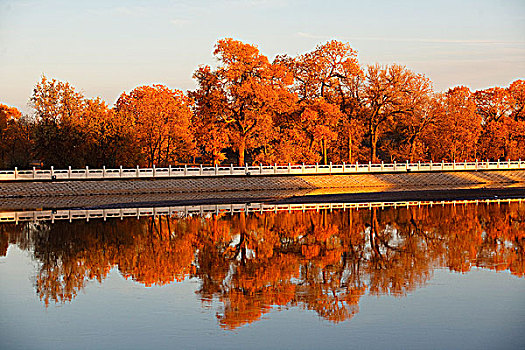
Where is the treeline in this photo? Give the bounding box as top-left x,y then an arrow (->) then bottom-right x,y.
1,39 -> 524,169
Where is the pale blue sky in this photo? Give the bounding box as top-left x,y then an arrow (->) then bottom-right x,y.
1,0 -> 524,113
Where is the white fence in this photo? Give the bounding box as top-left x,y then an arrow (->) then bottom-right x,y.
0,198 -> 522,224
0,159 -> 524,181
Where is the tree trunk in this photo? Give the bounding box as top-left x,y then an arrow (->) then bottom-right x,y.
322,139 -> 328,165
409,136 -> 417,163
370,127 -> 378,163
348,128 -> 353,163
238,136 -> 246,166
504,133 -> 510,159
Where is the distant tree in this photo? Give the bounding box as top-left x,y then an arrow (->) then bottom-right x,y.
506,80 -> 525,159
508,79 -> 525,121
362,64 -> 423,162
191,38 -> 296,166
81,98 -> 139,167
0,104 -> 33,168
0,104 -> 21,167
116,85 -> 195,167
426,87 -> 480,161
384,75 -> 434,162
283,40 -> 362,164
474,86 -> 516,160
190,66 -> 231,165
30,76 -> 86,167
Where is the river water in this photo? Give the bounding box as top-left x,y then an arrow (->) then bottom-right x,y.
1,200 -> 524,349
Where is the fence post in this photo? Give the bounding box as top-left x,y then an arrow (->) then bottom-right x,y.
215,164 -> 218,176
464,160 -> 467,170
103,166 -> 106,178
86,166 -> 89,178
136,165 -> 139,177
288,163 -> 291,174
329,162 -> 332,174
497,159 -> 500,169
51,166 -> 54,179
368,161 -> 371,172
200,164 -> 203,176
185,164 -> 188,176
14,167 -> 18,180
442,160 -> 444,170
355,161 -> 358,172
302,162 -> 305,174
418,161 -> 420,171
342,162 -> 346,173
394,161 -> 396,171
381,161 -> 384,171
68,166 -> 72,178
508,159 -> 511,169
274,163 -> 277,174
452,160 -> 455,170
153,164 -> 156,177
406,160 -> 409,171
475,159 -> 478,170
259,163 -> 262,175
33,167 -> 36,179
315,162 -> 318,173
430,160 -> 432,171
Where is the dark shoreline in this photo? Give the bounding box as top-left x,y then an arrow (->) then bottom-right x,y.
272,186 -> 525,205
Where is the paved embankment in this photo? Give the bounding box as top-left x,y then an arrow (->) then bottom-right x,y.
1,170 -> 525,199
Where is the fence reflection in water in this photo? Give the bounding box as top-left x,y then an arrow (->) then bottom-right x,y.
1,199 -> 524,329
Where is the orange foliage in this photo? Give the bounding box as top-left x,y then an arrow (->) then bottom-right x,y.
116,85 -> 195,167
191,38 -> 295,166
426,87 -> 481,161
0,104 -> 30,168
3,41 -> 525,168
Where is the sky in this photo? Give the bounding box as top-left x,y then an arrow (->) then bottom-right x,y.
1,0 -> 524,113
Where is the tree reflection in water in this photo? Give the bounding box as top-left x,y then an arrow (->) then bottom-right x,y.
1,201 -> 524,329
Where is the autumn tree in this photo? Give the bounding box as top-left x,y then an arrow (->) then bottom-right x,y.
473,81 -> 525,160
190,66 -> 231,165
191,38 -> 296,166
282,40 -> 363,164
426,87 -> 480,161
474,86 -> 515,160
508,80 -> 525,121
507,80 -> 525,159
31,76 -> 86,167
362,64 -> 424,163
81,98 -> 140,167
332,60 -> 367,163
384,75 -> 434,162
116,85 -> 195,167
0,104 -> 33,168
299,98 -> 341,164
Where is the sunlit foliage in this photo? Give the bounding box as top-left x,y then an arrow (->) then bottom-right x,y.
1,42 -> 523,169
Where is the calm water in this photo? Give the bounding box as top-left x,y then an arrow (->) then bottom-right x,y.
1,201 -> 524,349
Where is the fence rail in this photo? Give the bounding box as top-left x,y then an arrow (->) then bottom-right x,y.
0,198 -> 522,224
1,160 -> 524,181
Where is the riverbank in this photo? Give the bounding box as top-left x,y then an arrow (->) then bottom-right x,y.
0,172 -> 524,210
1,170 -> 524,200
